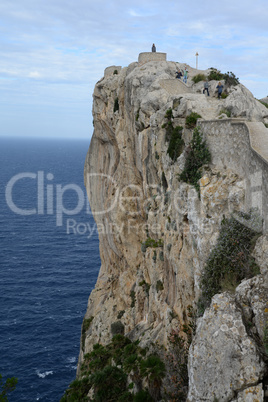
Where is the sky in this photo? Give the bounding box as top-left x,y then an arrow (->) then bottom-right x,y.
0,0 -> 268,139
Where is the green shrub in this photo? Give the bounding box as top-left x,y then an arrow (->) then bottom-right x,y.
222,71 -> 239,86
260,100 -> 268,109
208,68 -> 224,81
140,355 -> 166,400
114,97 -> 119,112
111,321 -> 125,336
192,74 -> 207,84
133,389 -> 153,401
156,280 -> 164,292
167,125 -> 184,161
198,215 -> 261,314
221,93 -> 228,99
130,290 -> 136,307
207,68 -> 239,86
139,280 -> 151,295
83,316 -> 94,332
185,112 -> 202,128
117,310 -> 125,319
165,108 -> 173,120
141,238 -> 163,250
63,333 -> 166,401
60,377 -> 91,401
163,108 -> 185,162
0,374 -> 18,402
81,316 -> 94,350
91,365 -> 128,401
179,126 -> 211,193
219,108 -> 231,117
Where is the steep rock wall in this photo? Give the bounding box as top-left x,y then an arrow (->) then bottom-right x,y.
81,58 -> 268,400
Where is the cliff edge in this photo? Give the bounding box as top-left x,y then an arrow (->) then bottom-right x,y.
77,54 -> 268,401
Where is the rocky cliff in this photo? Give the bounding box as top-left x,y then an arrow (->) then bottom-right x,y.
78,54 -> 268,401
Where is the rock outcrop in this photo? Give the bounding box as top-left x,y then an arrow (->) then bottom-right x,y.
80,54 -> 268,400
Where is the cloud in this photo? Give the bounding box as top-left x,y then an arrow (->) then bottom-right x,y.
28,71 -> 42,78
0,0 -> 267,138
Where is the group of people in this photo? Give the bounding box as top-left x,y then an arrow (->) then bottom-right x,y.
175,68 -> 188,83
203,80 -> 223,98
175,71 -> 224,98
151,45 -> 224,98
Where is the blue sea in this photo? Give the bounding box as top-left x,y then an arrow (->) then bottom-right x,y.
0,138 -> 100,401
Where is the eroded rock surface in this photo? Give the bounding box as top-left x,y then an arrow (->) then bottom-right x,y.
188,277 -> 268,401
80,57 -> 268,400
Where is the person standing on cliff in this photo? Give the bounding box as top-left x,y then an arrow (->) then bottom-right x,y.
203,79 -> 210,96
216,82 -> 223,99
183,68 -> 188,84
152,43 -> 156,52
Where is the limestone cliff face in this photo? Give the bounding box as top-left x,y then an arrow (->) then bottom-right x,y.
81,56 -> 268,400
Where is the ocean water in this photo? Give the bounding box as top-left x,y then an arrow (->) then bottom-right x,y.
0,138 -> 100,401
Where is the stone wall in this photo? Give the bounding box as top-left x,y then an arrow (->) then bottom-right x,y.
138,52 -> 167,64
104,65 -> 122,77
199,118 -> 268,233
159,78 -> 192,95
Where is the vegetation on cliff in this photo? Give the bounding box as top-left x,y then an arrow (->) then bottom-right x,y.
0,374 -> 17,401
192,69 -> 239,87
179,126 -> 211,193
61,335 -> 166,401
198,214 -> 261,314
163,108 -> 184,162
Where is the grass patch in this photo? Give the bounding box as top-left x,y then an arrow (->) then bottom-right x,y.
219,108 -> 231,117
141,238 -> 164,250
192,74 -> 207,84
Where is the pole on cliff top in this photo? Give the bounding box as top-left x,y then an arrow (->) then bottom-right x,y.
195,52 -> 199,69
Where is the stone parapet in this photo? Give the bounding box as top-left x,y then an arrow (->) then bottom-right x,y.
159,78 -> 192,95
199,119 -> 268,233
138,52 -> 167,65
104,66 -> 122,77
